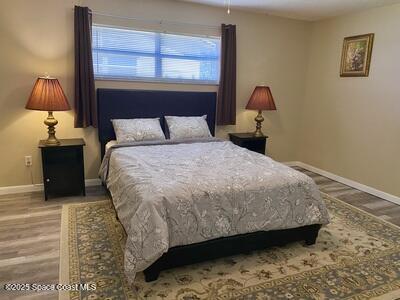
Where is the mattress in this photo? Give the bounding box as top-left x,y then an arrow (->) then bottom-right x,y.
99,138 -> 330,281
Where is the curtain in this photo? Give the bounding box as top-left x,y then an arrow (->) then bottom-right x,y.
217,24 -> 236,125
74,6 -> 97,128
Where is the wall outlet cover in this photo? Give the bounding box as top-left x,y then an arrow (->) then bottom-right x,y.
25,156 -> 32,167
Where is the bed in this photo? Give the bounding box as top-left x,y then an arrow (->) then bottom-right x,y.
97,88 -> 330,282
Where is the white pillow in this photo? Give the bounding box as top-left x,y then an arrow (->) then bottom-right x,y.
165,115 -> 212,140
112,118 -> 165,143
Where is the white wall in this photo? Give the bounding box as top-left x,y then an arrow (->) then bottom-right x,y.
298,3 -> 400,197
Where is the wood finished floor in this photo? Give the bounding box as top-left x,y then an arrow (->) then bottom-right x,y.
0,167 -> 399,300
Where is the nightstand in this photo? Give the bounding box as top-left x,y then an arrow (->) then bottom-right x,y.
39,138 -> 86,200
229,133 -> 267,154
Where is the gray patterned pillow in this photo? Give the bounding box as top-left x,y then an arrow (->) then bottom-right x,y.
112,118 -> 165,143
165,115 -> 212,140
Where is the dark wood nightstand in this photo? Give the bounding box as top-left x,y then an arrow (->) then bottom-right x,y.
229,133 -> 267,155
39,138 -> 86,200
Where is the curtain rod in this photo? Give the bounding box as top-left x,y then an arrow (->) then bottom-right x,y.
74,8 -> 221,30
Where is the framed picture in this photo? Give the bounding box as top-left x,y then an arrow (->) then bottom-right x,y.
340,33 -> 374,77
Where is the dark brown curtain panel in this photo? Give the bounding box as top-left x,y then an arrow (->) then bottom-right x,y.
74,6 -> 97,128
217,24 -> 236,125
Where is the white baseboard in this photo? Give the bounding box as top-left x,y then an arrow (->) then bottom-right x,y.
85,179 -> 102,187
0,179 -> 102,196
285,161 -> 400,206
283,161 -> 301,167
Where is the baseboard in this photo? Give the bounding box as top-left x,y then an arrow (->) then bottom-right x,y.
85,179 -> 102,187
283,161 -> 301,167
0,179 -> 102,196
284,161 -> 400,206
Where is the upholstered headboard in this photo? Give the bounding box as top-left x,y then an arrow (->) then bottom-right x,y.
97,88 -> 217,158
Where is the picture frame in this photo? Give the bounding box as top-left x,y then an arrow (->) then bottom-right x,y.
340,33 -> 374,77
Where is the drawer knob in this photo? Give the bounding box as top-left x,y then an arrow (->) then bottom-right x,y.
46,179 -> 50,182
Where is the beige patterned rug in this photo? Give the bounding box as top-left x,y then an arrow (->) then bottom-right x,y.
59,193 -> 400,300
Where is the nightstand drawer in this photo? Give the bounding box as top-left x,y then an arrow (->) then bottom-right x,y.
39,139 -> 86,200
240,139 -> 265,154
229,133 -> 267,155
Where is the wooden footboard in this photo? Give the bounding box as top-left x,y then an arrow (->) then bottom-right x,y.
143,224 -> 322,282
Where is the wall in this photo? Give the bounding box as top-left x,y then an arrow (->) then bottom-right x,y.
298,3 -> 400,197
0,0 -> 310,187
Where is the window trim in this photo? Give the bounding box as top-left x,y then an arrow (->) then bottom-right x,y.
92,24 -> 221,85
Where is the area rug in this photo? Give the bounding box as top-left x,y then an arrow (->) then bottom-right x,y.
59,193 -> 400,300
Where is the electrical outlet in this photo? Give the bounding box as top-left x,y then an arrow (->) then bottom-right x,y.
25,156 -> 32,167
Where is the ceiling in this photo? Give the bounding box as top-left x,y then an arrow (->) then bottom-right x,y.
179,0 -> 400,21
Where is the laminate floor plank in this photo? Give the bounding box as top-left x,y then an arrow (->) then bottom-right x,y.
0,257 -> 59,300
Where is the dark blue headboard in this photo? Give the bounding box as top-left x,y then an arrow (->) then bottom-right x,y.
97,88 -> 217,158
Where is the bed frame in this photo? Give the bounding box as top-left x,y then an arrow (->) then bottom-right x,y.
97,88 -> 322,282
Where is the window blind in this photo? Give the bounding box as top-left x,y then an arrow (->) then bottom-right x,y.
92,25 -> 221,84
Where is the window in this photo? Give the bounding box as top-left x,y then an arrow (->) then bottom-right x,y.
92,25 -> 221,84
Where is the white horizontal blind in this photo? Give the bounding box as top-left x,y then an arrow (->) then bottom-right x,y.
92,25 -> 221,84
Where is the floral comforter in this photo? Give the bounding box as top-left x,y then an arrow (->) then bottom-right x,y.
99,138 -> 330,281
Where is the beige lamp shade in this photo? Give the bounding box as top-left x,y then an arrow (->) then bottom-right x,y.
25,77 -> 70,111
245,86 -> 276,111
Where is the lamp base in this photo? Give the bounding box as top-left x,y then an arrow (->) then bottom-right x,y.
44,111 -> 60,145
254,110 -> 265,137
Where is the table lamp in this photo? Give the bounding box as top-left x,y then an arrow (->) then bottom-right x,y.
245,86 -> 276,137
25,77 -> 71,145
